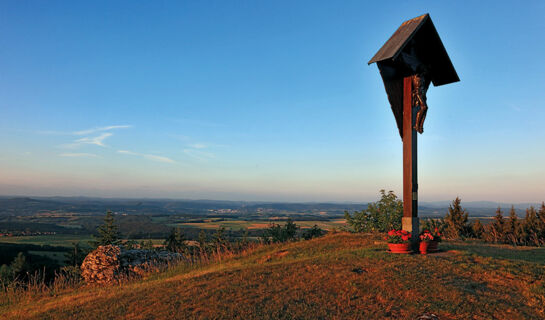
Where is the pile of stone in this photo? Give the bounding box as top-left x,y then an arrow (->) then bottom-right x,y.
81,245 -> 183,284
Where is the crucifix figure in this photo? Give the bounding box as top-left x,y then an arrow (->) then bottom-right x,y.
412,73 -> 430,134
368,14 -> 459,240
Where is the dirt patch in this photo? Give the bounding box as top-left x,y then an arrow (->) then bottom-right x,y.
248,223 -> 270,229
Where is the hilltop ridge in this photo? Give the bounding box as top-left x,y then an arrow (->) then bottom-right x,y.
2,233 -> 544,319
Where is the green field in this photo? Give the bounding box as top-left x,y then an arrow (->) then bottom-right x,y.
172,219 -> 347,231
0,234 -> 94,247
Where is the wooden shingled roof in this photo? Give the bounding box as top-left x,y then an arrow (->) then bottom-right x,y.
368,14 -> 459,86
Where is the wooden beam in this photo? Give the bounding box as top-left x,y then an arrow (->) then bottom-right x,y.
402,76 -> 419,237
403,76 -> 418,218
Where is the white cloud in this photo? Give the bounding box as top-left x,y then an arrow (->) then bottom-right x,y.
73,132 -> 112,147
117,150 -> 137,155
59,153 -> 99,158
117,150 -> 176,164
143,154 -> 176,164
74,125 -> 132,135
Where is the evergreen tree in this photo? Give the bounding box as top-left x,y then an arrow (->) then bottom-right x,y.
443,197 -> 469,239
10,252 -> 26,279
213,226 -> 228,251
522,207 -> 540,246
504,206 -> 520,245
537,202 -> 545,245
487,207 -> 505,243
164,228 -> 187,253
471,219 -> 485,239
91,210 -> 121,247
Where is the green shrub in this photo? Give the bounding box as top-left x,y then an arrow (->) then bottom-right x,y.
303,225 -> 324,240
344,189 -> 403,232
263,218 -> 299,243
164,228 -> 187,253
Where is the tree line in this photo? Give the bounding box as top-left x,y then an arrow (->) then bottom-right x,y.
344,190 -> 545,247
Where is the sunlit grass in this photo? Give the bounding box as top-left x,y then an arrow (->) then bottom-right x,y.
1,232 -> 544,319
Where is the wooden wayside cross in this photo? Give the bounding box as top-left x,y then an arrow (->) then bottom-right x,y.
368,14 -> 459,240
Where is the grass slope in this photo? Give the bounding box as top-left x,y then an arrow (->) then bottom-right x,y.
2,233 -> 545,319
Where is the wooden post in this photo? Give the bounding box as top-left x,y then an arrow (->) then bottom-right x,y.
402,76 -> 419,239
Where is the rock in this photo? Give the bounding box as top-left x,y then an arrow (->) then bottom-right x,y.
81,245 -> 183,284
417,313 -> 439,320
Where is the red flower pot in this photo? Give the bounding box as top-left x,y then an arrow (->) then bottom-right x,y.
419,240 -> 439,254
387,243 -> 412,254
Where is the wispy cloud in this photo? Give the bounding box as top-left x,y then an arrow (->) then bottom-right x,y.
72,132 -> 113,147
117,150 -> 138,156
74,125 -> 132,135
38,125 -> 131,136
59,153 -> 100,158
117,150 -> 176,164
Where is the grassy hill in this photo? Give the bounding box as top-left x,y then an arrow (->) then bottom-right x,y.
2,233 -> 545,319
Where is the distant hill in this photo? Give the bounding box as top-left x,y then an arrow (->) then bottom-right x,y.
0,195 -> 540,217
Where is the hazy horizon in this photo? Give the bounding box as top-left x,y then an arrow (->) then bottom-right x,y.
0,191 -> 543,209
1,1 -> 544,203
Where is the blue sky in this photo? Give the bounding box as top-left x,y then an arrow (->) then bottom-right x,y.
1,1 -> 544,202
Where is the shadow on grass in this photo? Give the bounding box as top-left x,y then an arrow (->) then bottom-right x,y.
441,241 -> 545,264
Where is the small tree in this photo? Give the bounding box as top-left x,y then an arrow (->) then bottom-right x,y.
443,197 -> 469,240
164,228 -> 187,253
303,225 -> 324,240
264,219 -> 299,243
537,202 -> 545,244
485,207 -> 505,243
0,264 -> 11,284
91,210 -> 121,247
522,207 -> 540,246
284,218 -> 298,241
10,252 -> 26,279
504,206 -> 520,245
345,189 -> 403,232
471,219 -> 485,239
213,226 -> 229,251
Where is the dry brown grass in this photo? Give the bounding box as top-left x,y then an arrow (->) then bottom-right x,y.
2,233 -> 544,319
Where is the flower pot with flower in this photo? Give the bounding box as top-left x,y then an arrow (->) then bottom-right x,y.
419,228 -> 441,254
386,229 -> 412,253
